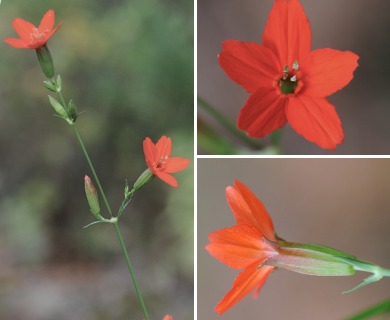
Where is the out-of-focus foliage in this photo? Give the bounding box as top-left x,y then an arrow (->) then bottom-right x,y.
0,0 -> 193,319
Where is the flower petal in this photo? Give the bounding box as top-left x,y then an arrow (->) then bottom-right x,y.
12,18 -> 35,42
226,180 -> 276,240
155,171 -> 178,187
46,22 -> 63,41
206,225 -> 274,269
39,9 -> 55,33
302,48 -> 359,97
262,0 -> 311,66
165,157 -> 190,173
237,87 -> 287,138
162,315 -> 173,320
219,40 -> 280,93
143,137 -> 157,164
156,136 -> 172,160
215,262 -> 274,315
286,95 -> 344,150
4,38 -> 28,48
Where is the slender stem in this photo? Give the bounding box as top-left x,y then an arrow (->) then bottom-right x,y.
53,80 -> 149,318
71,124 -> 113,217
113,222 -> 150,320
198,97 -> 263,149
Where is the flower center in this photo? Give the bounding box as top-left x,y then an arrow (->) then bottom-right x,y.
30,28 -> 48,41
278,61 -> 301,95
156,156 -> 168,169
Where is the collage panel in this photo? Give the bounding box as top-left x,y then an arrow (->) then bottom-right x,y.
198,0 -> 390,155
0,1 -> 193,320
198,158 -> 390,319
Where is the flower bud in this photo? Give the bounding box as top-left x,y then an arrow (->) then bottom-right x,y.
67,100 -> 78,123
84,175 -> 101,218
36,45 -> 55,78
133,168 -> 154,192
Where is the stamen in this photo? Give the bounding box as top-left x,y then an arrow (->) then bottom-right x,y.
292,60 -> 299,70
290,75 -> 297,82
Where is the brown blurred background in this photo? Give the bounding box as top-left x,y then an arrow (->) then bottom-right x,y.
198,159 -> 390,319
198,0 -> 390,154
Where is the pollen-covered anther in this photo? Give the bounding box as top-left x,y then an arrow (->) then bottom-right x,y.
292,60 -> 299,70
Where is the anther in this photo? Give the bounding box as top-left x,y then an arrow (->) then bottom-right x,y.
292,60 -> 299,70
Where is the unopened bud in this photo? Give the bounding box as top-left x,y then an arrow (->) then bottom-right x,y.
84,175 -> 101,218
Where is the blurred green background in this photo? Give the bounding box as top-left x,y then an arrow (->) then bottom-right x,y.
0,1 -> 193,319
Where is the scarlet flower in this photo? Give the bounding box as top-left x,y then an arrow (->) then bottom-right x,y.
143,136 -> 190,187
162,315 -> 173,320
5,9 -> 61,49
219,0 -> 359,150
206,180 -> 356,315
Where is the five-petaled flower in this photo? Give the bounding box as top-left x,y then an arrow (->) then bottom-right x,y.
143,136 -> 190,187
206,180 -> 357,315
219,0 -> 359,150
5,9 -> 62,49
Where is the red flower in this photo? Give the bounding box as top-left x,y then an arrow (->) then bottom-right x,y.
162,315 -> 173,320
5,9 -> 62,49
206,180 -> 278,314
219,0 -> 359,150
206,180 -> 355,314
143,136 -> 190,187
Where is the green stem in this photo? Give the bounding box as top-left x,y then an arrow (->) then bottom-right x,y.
113,222 -> 150,320
198,97 -> 263,149
344,297 -> 390,320
71,124 -> 113,217
51,79 -> 149,318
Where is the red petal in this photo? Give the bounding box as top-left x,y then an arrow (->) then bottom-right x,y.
237,87 -> 287,137
226,180 -> 276,241
39,9 -> 55,33
45,23 -> 63,43
215,262 -> 274,315
4,38 -> 29,48
155,171 -> 178,187
12,18 -> 35,42
219,40 -> 280,93
206,225 -> 274,269
286,95 -> 344,150
156,136 -> 172,159
262,0 -> 311,67
302,48 -> 359,97
143,137 -> 157,164
165,157 -> 190,173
